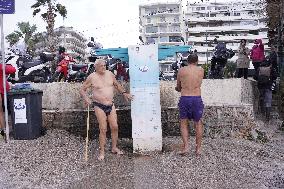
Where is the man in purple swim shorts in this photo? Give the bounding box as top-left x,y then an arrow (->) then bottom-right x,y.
175,54 -> 204,156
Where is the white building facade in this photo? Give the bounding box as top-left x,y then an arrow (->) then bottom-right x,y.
139,1 -> 186,46
35,26 -> 88,61
185,1 -> 268,64
139,1 -> 268,65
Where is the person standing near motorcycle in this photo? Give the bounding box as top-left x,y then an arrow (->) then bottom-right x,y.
236,39 -> 250,79
80,59 -> 133,161
0,64 -> 16,138
51,46 -> 75,82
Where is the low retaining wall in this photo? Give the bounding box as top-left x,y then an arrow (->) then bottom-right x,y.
42,105 -> 256,139
31,78 -> 259,138
31,78 -> 257,109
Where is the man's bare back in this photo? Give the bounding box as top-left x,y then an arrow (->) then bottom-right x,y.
175,54 -> 204,157
176,65 -> 204,96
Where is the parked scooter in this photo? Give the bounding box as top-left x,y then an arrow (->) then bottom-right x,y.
5,48 -> 54,83
50,52 -> 75,82
209,43 -> 235,79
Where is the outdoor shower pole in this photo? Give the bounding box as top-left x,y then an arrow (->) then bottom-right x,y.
279,0 -> 284,77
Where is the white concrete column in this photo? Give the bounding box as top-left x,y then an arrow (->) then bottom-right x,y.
128,44 -> 162,152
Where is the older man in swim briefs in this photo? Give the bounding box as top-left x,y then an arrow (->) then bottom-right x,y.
175,54 -> 204,156
80,59 -> 133,161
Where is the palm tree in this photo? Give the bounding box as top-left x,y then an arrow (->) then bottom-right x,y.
6,22 -> 38,55
5,31 -> 22,47
31,0 -> 67,53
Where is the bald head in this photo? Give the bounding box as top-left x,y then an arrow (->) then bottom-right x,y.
94,59 -> 107,73
95,59 -> 106,67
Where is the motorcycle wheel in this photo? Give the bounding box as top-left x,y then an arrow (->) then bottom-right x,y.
58,73 -> 65,82
42,69 -> 52,83
50,71 -> 60,82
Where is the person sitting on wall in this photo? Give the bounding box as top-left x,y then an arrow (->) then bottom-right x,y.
80,59 -> 133,161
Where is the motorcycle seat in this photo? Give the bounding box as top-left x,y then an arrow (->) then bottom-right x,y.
22,60 -> 43,69
71,64 -> 88,71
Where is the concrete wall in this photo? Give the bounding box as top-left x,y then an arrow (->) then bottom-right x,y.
31,78 -> 259,138
32,78 -> 257,110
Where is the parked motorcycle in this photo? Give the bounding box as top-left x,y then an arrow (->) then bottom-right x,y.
67,62 -> 96,82
50,52 -> 75,82
209,46 -> 235,79
5,48 -> 54,83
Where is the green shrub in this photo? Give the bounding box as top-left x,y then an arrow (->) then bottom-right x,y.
224,60 -> 237,78
201,63 -> 211,79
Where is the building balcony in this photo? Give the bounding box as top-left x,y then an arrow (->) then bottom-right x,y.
159,41 -> 184,45
185,15 -> 262,23
156,21 -> 168,25
154,11 -> 180,15
187,33 -> 268,43
145,32 -> 159,36
186,25 -> 266,33
159,31 -> 182,35
143,11 -> 180,17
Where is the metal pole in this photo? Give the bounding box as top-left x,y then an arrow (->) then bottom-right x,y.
63,18 -> 66,48
206,30 -> 209,78
278,0 -> 284,78
206,30 -> 208,64
0,15 -> 9,142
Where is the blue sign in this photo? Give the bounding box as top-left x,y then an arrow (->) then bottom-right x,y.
0,0 -> 15,14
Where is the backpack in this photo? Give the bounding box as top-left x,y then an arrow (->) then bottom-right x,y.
251,45 -> 264,62
225,49 -> 235,59
214,43 -> 227,59
258,66 -> 271,85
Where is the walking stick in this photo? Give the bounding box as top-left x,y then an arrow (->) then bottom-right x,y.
85,105 -> 90,162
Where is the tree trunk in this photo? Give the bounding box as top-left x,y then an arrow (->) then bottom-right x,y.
47,2 -> 57,73
47,3 -> 55,52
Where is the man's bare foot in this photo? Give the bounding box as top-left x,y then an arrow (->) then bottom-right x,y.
178,148 -> 189,156
111,147 -> 124,155
196,148 -> 201,157
98,151 -> 105,161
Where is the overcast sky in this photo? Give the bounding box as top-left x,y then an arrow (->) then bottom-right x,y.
3,0 -> 229,48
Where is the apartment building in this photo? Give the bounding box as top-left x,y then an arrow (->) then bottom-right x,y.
35,26 -> 88,61
139,1 -> 268,65
139,1 -> 186,46
185,1 -> 268,64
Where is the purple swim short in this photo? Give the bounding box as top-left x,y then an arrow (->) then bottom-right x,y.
178,96 -> 204,121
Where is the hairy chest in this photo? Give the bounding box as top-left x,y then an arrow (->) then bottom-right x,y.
91,75 -> 113,89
